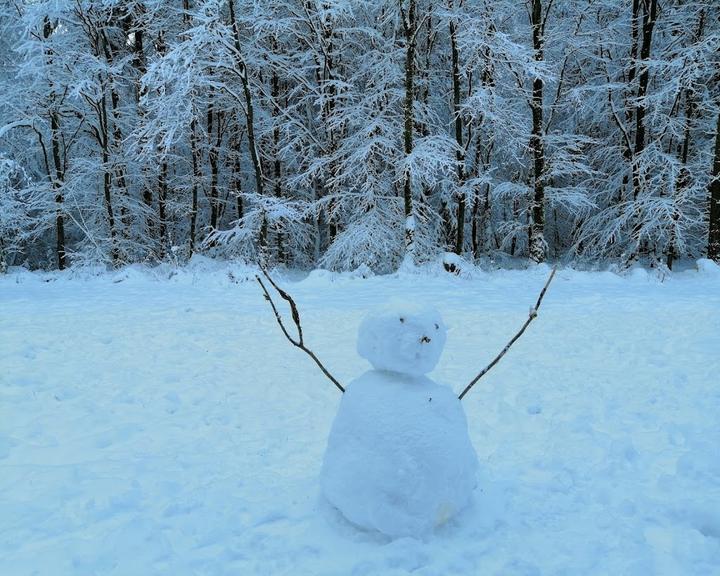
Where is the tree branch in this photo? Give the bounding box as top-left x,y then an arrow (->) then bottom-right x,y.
458,266 -> 557,400
256,268 -> 345,394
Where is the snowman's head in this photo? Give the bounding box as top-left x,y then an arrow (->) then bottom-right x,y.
357,302 -> 447,376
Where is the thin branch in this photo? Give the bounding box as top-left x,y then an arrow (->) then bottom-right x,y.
542,0 -> 557,36
458,266 -> 557,400
259,267 -> 303,343
256,268 -> 345,393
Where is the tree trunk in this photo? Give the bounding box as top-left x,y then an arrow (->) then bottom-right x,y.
207,98 -> 220,229
98,85 -> 118,263
632,0 -> 657,200
529,0 -> 546,263
183,1 -> 200,253
471,193 -> 479,257
616,0 -> 640,207
228,0 -> 266,251
708,111 -> 720,261
667,11 -> 705,270
449,10 -> 466,255
102,147 -> 117,262
126,10 -> 155,245
317,3 -> 339,250
228,0 -> 263,199
189,118 -> 201,252
470,131 -> 484,258
271,67 -> 284,262
98,27 -> 131,241
158,160 -> 168,257
230,127 -> 245,221
50,111 -> 66,270
402,0 -> 417,262
42,18 -> 67,270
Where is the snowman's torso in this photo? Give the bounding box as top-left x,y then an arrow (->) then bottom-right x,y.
321,370 -> 478,538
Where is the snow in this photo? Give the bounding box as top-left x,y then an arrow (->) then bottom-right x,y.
441,252 -> 474,277
356,303 -> 447,376
696,258 -> 720,277
321,370 -> 477,538
1,262 -> 720,575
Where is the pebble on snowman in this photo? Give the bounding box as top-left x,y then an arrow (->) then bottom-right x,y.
257,268 -> 556,539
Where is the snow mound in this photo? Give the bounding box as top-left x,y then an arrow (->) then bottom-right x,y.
349,263 -> 374,279
357,303 -> 446,376
696,258 -> 720,277
441,252 -> 476,278
321,371 -> 478,538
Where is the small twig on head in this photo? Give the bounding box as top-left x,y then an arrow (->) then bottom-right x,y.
256,267 -> 345,393
458,266 -> 557,401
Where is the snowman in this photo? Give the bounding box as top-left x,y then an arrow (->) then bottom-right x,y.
257,267 -> 555,539
320,303 -> 478,538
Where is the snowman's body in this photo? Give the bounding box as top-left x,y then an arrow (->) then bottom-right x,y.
321,304 -> 478,538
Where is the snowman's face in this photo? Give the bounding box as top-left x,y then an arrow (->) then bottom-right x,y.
356,304 -> 447,376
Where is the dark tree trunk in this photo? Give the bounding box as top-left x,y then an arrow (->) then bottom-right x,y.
708,111 -> 720,261
102,148 -> 117,262
271,67 -> 284,262
622,0 -> 658,265
42,19 -> 67,270
189,119 -> 201,252
184,1 -> 200,253
127,11 -> 146,105
207,98 -> 220,230
316,4 -> 340,250
228,0 -> 263,199
667,10 -> 705,270
126,9 -> 155,244
230,126 -> 245,221
417,11 -> 434,139
469,39 -> 494,259
529,0 -> 546,263
627,0 -> 640,87
158,160 -> 168,257
449,11 -> 466,255
510,197 -> 519,257
618,0 -> 640,206
471,193 -> 479,257
50,111 -> 66,270
228,0 -> 266,251
632,0 -> 657,200
102,152 -> 117,260
97,85 -> 118,263
99,28 -> 130,240
402,0 -> 417,260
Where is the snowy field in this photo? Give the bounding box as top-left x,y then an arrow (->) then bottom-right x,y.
2,260 -> 720,576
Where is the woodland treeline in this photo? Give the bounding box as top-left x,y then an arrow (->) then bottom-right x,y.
0,0 -> 719,272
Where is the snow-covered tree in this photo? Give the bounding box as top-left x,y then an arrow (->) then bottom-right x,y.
0,0 -> 717,271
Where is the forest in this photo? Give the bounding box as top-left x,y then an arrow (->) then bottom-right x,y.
3,2 -> 720,571
1,0 -> 719,272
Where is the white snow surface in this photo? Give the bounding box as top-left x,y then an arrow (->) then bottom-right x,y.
357,303 -> 447,375
322,370 -> 477,538
2,260 -> 720,575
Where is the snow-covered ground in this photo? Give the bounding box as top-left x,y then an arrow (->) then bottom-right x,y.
2,260 -> 719,576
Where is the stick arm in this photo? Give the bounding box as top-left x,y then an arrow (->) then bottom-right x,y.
458,266 -> 557,400
256,268 -> 345,394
